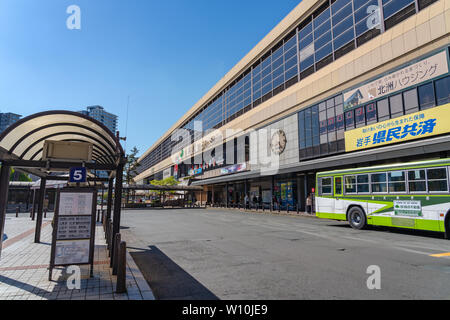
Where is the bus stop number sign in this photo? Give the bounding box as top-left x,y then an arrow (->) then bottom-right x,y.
69,167 -> 87,183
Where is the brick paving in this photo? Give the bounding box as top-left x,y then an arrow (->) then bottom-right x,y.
0,216 -> 155,300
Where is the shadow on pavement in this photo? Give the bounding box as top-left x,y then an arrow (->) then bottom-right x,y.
130,245 -> 219,300
328,222 -> 444,239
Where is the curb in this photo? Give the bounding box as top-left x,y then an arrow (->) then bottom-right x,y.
125,249 -> 156,300
206,207 -> 318,219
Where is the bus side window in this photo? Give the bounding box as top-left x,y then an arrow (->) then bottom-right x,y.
427,168 -> 449,192
321,177 -> 333,195
335,177 -> 342,195
345,175 -> 357,194
388,171 -> 406,193
371,172 -> 387,193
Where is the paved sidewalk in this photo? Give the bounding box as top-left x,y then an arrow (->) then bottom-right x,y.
0,216 -> 155,300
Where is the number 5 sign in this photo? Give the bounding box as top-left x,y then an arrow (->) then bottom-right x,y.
69,167 -> 87,183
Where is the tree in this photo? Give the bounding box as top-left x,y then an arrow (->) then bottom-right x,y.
150,176 -> 179,204
123,146 -> 140,203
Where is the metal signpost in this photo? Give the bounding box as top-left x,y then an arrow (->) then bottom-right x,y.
49,188 -> 97,281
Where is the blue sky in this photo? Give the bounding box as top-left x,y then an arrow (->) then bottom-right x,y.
0,0 -> 300,156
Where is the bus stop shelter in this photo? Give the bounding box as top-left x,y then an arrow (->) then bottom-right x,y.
0,111 -> 126,260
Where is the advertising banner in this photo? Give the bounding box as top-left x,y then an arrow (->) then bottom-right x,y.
345,103 -> 450,152
220,163 -> 247,175
343,50 -> 449,111
394,200 -> 422,217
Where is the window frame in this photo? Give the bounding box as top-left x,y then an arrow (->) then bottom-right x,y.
356,173 -> 371,194
426,166 -> 449,194
407,168 -> 428,194
370,172 -> 388,194
320,176 -> 334,195
344,175 -> 358,194
387,170 -> 408,194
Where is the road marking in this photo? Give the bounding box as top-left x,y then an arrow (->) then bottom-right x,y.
430,252 -> 450,258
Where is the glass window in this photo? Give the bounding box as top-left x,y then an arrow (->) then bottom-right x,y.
332,0 -> 349,15
285,54 -> 297,70
315,31 -> 332,50
273,75 -> 284,89
321,177 -> 333,194
345,110 -> 354,130
284,35 -> 297,50
418,82 -> 436,110
403,88 -> 419,114
299,33 -> 314,49
383,0 -> 415,19
285,65 -> 298,80
377,98 -> 390,121
315,42 -> 333,62
357,174 -> 370,193
284,46 -> 297,61
312,105 -> 320,147
272,57 -> 284,70
355,106 -> 365,127
272,46 -> 283,61
427,168 -> 448,192
371,173 -> 387,193
328,117 -> 336,132
314,7 -> 330,28
388,171 -> 406,192
354,0 -> 379,23
298,111 -> 306,149
299,22 -> 313,40
336,113 -> 345,130
334,28 -> 355,50
408,169 -> 427,192
335,177 -> 343,194
389,94 -> 404,118
345,175 -> 357,193
366,103 -> 377,123
435,76 -> 450,106
272,65 -> 284,79
315,20 -> 332,40
333,14 -> 354,38
305,108 -> 312,147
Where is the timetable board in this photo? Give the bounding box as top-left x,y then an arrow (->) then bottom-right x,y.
49,188 -> 97,280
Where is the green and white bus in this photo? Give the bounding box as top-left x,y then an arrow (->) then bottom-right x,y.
316,158 -> 450,239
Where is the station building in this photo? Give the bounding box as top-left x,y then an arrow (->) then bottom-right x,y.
134,0 -> 450,211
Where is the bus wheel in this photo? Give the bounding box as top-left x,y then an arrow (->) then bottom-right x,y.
348,207 -> 367,230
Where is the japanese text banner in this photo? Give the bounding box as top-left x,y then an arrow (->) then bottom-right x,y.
345,103 -> 450,152
343,50 -> 449,111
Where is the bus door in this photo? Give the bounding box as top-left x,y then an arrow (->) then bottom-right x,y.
334,176 -> 344,214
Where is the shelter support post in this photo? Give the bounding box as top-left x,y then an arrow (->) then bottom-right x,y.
110,163 -> 124,268
34,178 -> 46,243
0,164 -> 11,259
105,178 -> 113,228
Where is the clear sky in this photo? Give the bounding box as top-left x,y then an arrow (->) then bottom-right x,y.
0,0 -> 300,156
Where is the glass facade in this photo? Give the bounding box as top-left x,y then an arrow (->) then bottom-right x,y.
137,0 -> 440,176
299,72 -> 450,160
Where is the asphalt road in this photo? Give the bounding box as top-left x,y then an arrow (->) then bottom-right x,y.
120,208 -> 450,300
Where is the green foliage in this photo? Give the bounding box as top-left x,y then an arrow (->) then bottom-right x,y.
124,146 -> 140,184
150,176 -> 179,186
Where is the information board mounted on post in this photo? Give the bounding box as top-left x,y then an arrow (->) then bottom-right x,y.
49,188 -> 97,281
